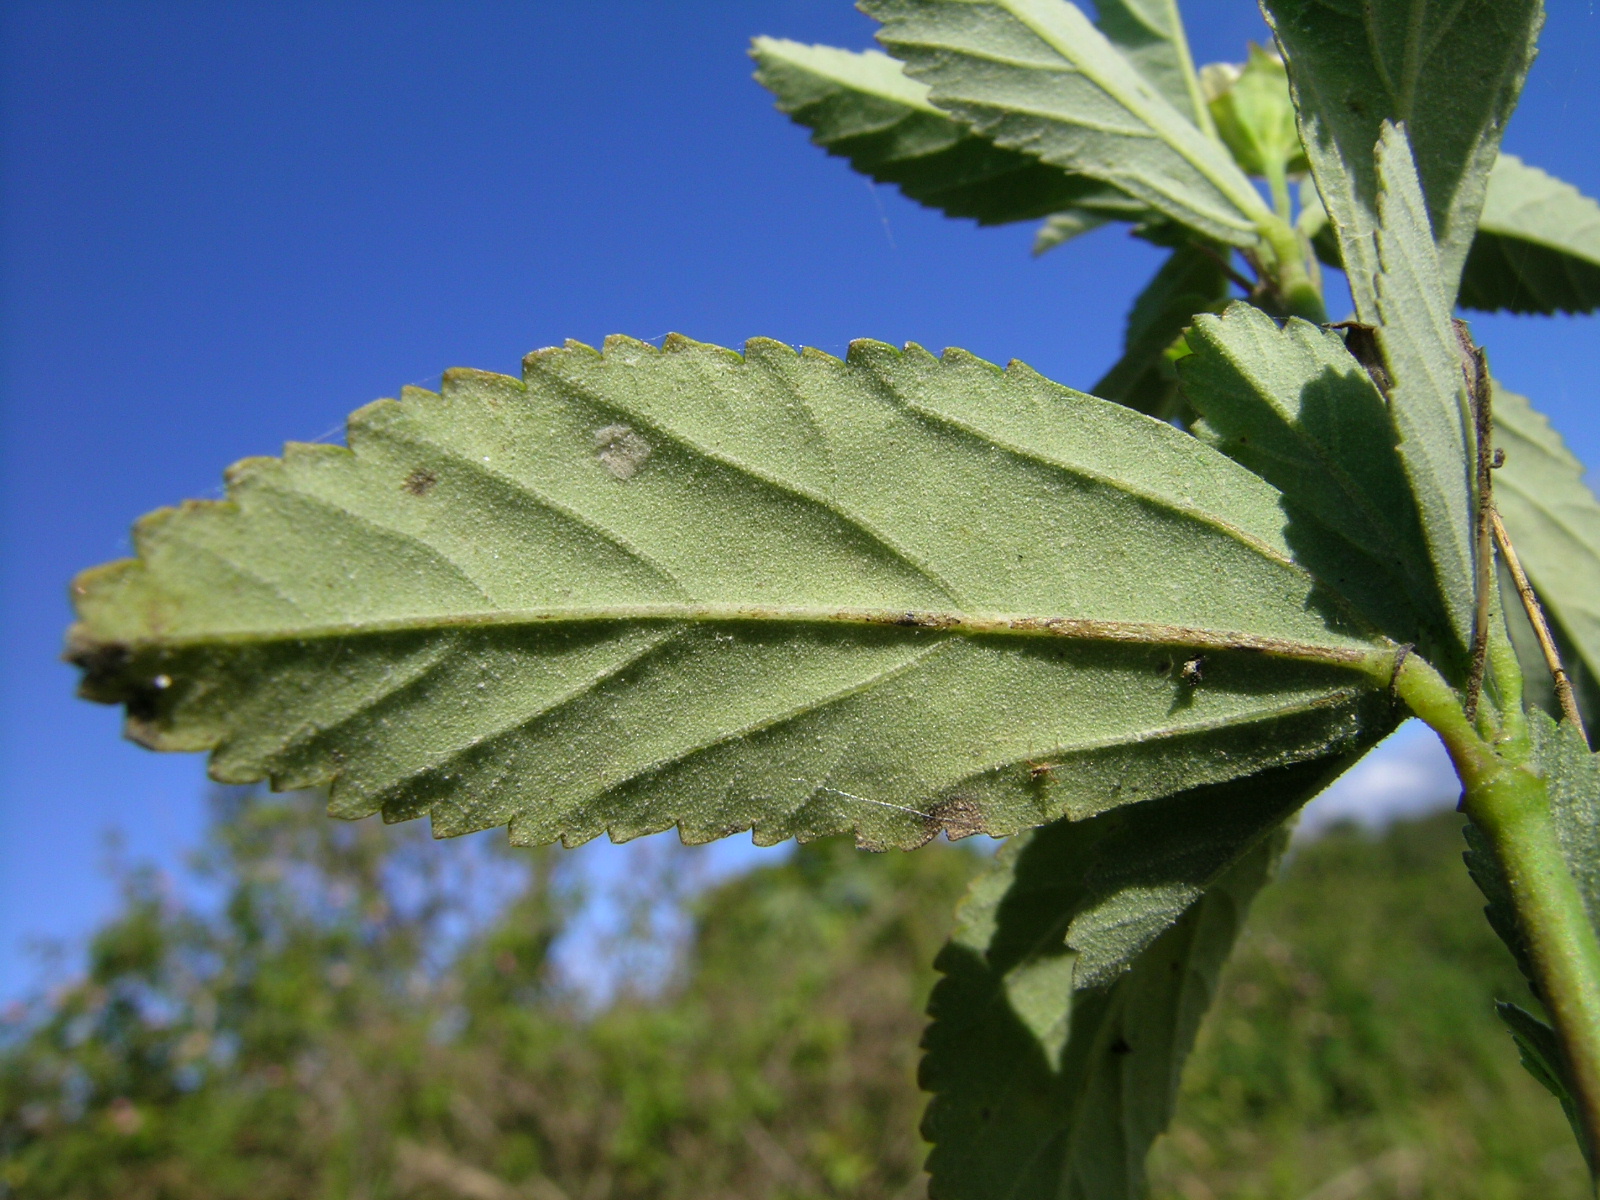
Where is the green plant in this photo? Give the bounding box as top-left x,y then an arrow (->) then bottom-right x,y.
63,0 -> 1600,1194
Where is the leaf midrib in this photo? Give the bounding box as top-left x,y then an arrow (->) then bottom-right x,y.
84,601 -> 1390,666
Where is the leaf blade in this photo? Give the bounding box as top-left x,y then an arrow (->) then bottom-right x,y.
920,754 -> 1365,1199
751,37 -> 1142,226
1493,385 -> 1600,718
1264,0 -> 1543,312
69,336 -> 1395,850
861,0 -> 1270,246
1461,155 -> 1600,315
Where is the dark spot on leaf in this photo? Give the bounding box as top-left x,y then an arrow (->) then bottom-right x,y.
403,468 -> 438,496
1110,1036 -> 1132,1055
925,797 -> 984,841
1330,321 -> 1391,396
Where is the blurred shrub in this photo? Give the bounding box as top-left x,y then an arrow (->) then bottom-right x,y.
0,795 -> 1583,1198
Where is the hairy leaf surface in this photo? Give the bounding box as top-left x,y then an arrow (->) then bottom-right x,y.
1460,155 -> 1600,315
861,0 -> 1270,246
68,336 -> 1394,850
1264,0 -> 1542,314
1090,0 -> 1212,132
751,37 -> 1142,226
920,756 -> 1355,1199
1181,301 -> 1461,670
1494,386 -> 1600,713
1093,242 -> 1229,417
1370,126 -> 1476,660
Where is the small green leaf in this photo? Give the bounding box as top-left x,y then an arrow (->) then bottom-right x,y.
1493,385 -> 1600,726
1199,45 -> 1307,185
1497,1001 -> 1595,1171
1180,301 -> 1460,669
1090,0 -> 1213,134
1093,242 -> 1230,418
67,336 -> 1396,851
860,0 -> 1271,246
920,755 -> 1358,1200
1263,0 -> 1543,313
750,37 -> 1141,226
1460,155 -> 1600,315
1370,124 -> 1477,663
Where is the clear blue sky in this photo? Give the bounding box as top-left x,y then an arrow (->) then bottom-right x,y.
2,1 -> 1596,999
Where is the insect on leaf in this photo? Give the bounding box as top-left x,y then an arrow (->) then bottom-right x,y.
861,0 -> 1271,246
67,336 -> 1398,851
1263,0 -> 1542,314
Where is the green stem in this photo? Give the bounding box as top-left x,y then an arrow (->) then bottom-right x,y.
1396,654 -> 1600,1168
1259,215 -> 1326,323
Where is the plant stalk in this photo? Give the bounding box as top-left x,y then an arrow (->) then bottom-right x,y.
1259,216 -> 1326,323
1396,653 -> 1600,1167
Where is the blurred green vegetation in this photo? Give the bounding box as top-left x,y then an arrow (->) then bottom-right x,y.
0,791 -> 1585,1199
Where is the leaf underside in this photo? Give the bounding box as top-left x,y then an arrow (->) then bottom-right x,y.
69,335 -> 1393,851
1368,125 -> 1476,660
1460,155 -> 1600,315
920,753 -> 1363,1199
1264,0 -> 1542,315
751,37 -> 1142,226
1180,301 -> 1462,673
860,0 -> 1267,246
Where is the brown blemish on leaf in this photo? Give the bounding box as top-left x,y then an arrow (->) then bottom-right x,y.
925,797 -> 985,841
593,424 -> 652,480
1331,321 -> 1391,397
402,468 -> 438,496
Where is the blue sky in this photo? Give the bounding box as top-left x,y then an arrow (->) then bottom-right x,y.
2,1 -> 1596,1000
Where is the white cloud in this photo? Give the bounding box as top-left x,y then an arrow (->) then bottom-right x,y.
1296,719 -> 1459,839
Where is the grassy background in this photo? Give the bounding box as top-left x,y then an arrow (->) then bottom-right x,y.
0,792 -> 1583,1199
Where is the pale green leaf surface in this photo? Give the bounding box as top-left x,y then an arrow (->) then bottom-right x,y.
751,37 -> 1142,226
1090,0 -> 1212,132
1181,301 -> 1462,669
69,336 -> 1394,851
861,0 -> 1270,245
1494,385 -> 1600,710
1460,155 -> 1600,315
920,755 -> 1355,1199
1200,45 -> 1307,183
1264,0 -> 1542,314
1093,242 -> 1229,417
1033,209 -> 1117,253
1371,125 -> 1476,659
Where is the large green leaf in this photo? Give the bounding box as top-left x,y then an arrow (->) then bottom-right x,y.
68,336 -> 1396,850
1264,0 -> 1543,315
1092,242 -> 1229,417
920,754 -> 1357,1199
861,0 -> 1271,246
1370,125 -> 1477,661
1181,301 -> 1462,671
751,37 -> 1142,226
1460,155 -> 1600,315
1091,0 -> 1212,133
1494,385 -> 1600,724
